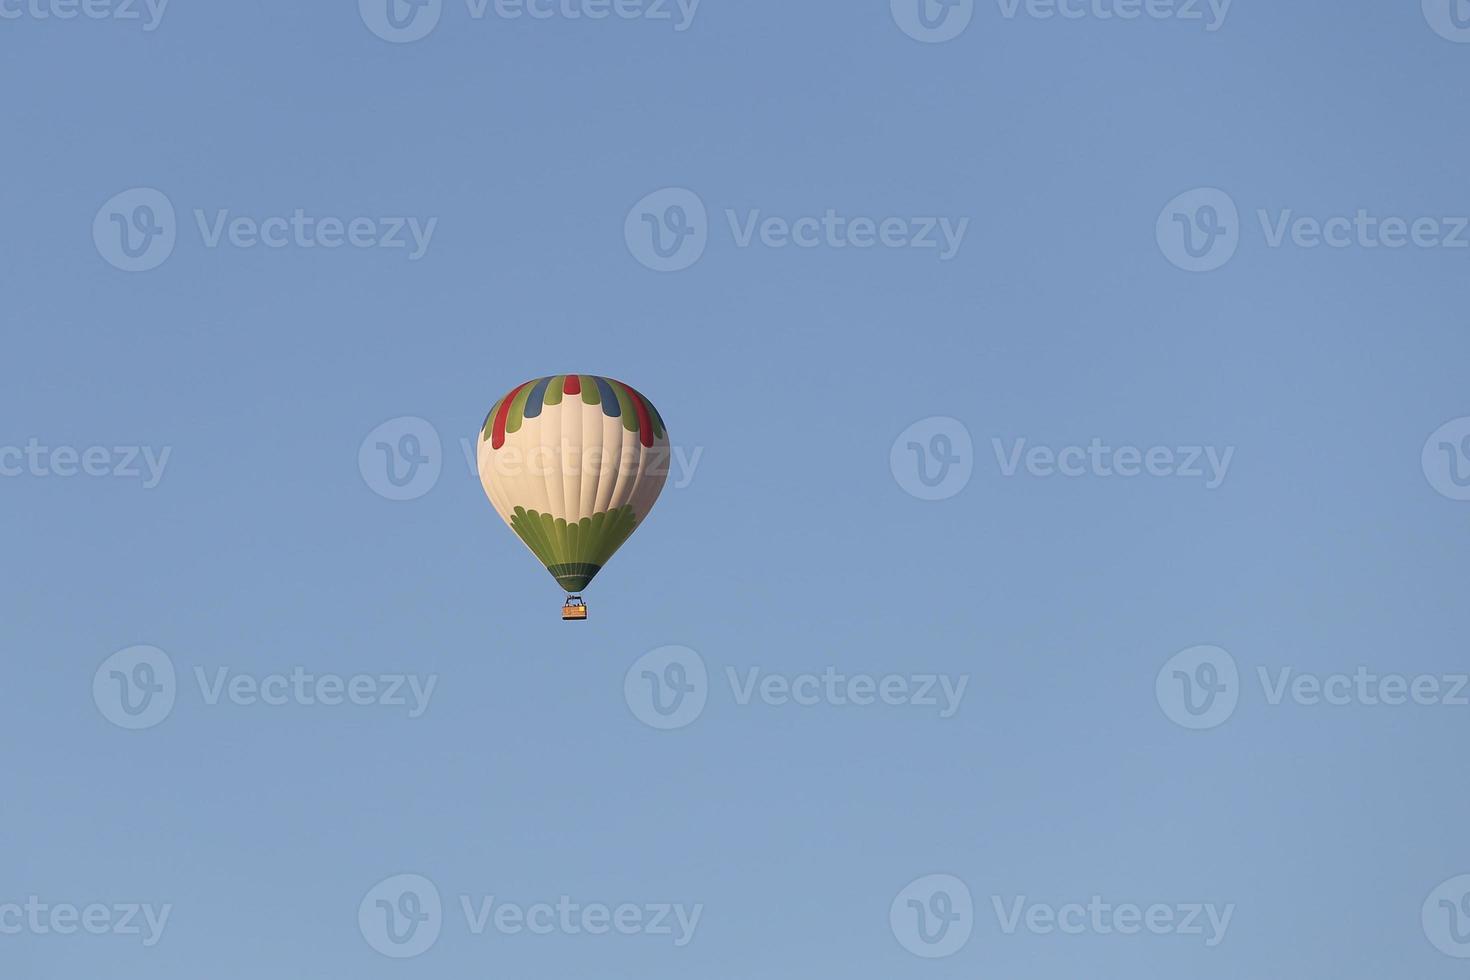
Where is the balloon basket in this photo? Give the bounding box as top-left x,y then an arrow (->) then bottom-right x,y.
562,596 -> 588,621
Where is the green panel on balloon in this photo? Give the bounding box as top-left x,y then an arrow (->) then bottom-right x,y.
509,505 -> 640,591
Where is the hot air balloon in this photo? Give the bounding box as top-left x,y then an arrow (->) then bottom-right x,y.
477,375 -> 669,620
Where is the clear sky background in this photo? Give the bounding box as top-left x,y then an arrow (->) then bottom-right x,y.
4,1 -> 1470,977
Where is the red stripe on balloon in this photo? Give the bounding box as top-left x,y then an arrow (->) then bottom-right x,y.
626,387 -> 654,447
491,382 -> 529,449
562,374 -> 581,395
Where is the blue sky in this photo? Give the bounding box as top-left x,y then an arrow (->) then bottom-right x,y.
4,1 -> 1470,977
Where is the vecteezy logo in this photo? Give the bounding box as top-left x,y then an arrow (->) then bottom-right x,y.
359,417 -> 443,501
1423,875 -> 1470,957
359,874 -> 443,958
1422,417 -> 1470,501
624,188 -> 708,273
890,417 -> 974,500
1156,645 -> 1239,730
93,188 -> 177,273
625,646 -> 708,730
1424,0 -> 1470,42
1156,188 -> 1240,273
890,874 -> 973,958
891,0 -> 974,43
360,0 -> 442,42
93,645 -> 177,730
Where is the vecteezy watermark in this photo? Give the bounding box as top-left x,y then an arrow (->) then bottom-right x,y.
890,875 -> 974,958
1422,417 -> 1470,501
1156,645 -> 1470,730
0,898 -> 172,946
93,646 -> 437,730
992,0 -> 1231,29
191,667 -> 436,716
0,440 -> 171,488
891,0 -> 1230,43
890,0 -> 976,43
0,0 -> 168,30
889,875 -> 1233,957
625,188 -> 970,272
891,417 -> 974,501
93,188 -> 177,272
360,417 -> 704,502
359,875 -> 442,958
1255,668 -> 1470,709
464,436 -> 704,489
893,424 -> 1231,498
1156,645 -> 1238,730
624,647 -> 969,730
192,210 -> 436,260
359,0 -> 443,42
623,646 -> 708,730
1158,187 -> 1470,272
1424,0 -> 1470,43
990,895 -> 1234,947
359,0 -> 700,43
360,417 -> 444,501
93,646 -> 177,730
94,188 -> 437,272
993,438 -> 1235,489
1424,874 -> 1470,958
458,896 -> 701,947
358,874 -> 702,958
723,204 -> 966,261
1156,188 -> 1240,273
624,188 -> 707,272
726,667 -> 968,716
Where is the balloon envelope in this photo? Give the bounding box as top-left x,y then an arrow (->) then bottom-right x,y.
477,375 -> 669,592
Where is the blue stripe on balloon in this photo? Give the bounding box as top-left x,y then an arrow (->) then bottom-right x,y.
593,376 -> 620,417
524,377 -> 551,418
